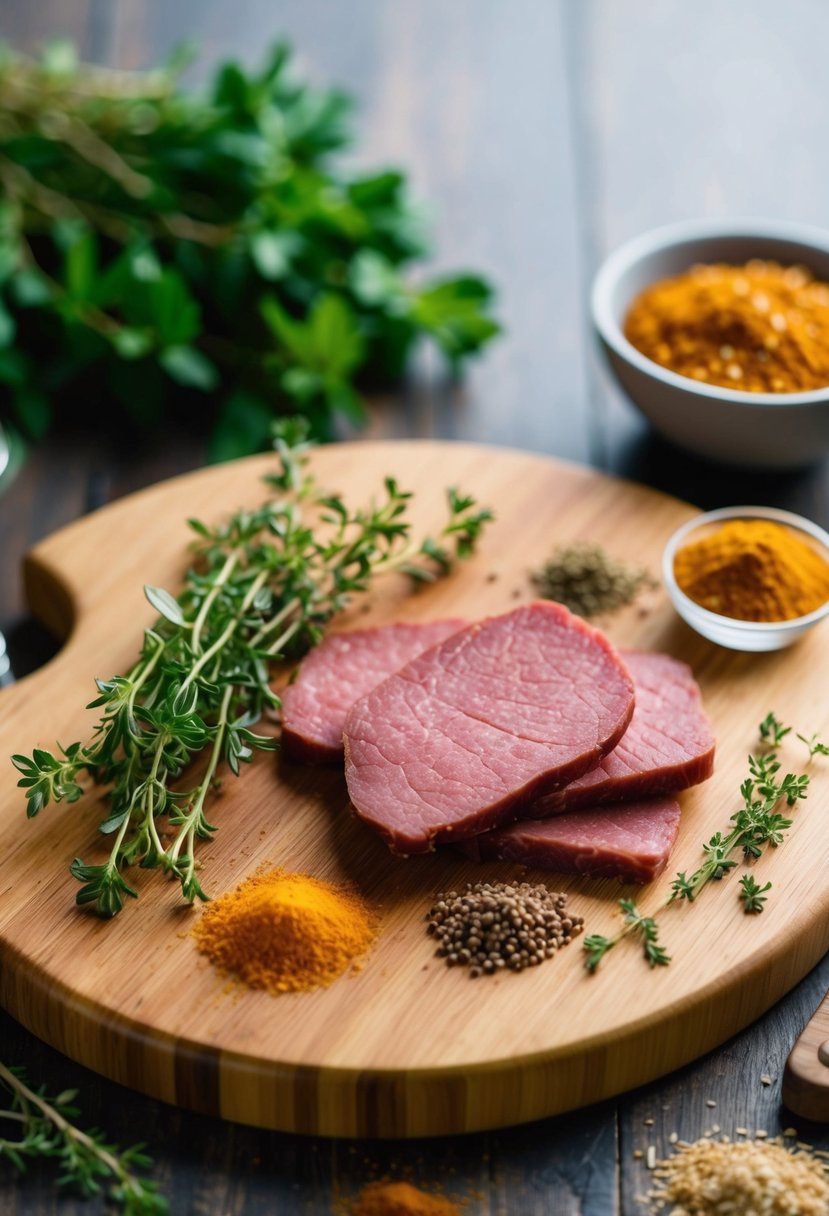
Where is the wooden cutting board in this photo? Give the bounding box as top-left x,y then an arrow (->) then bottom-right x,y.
2,441 -> 828,1140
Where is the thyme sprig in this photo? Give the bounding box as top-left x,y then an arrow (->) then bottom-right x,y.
585,712 -> 821,973
0,1062 -> 165,1212
739,874 -> 772,914
583,898 -> 670,973
668,751 -> 808,906
13,420 -> 493,916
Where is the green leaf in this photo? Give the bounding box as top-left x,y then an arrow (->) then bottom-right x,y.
159,345 -> 218,390
308,293 -> 364,377
111,328 -> 154,360
41,39 -> 78,75
249,230 -> 299,280
411,275 -> 501,359
127,270 -> 200,347
349,249 -> 404,307
64,229 -> 98,301
144,584 -> 185,626
9,268 -> 50,307
260,296 -> 313,363
207,391 -> 274,462
0,348 -> 27,386
0,297 -> 15,348
129,246 -> 163,283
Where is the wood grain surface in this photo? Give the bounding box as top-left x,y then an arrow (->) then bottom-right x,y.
2,441 -> 829,1139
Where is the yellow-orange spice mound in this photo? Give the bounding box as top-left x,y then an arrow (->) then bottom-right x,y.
193,868 -> 378,994
624,259 -> 829,393
674,518 -> 829,622
350,1182 -> 460,1216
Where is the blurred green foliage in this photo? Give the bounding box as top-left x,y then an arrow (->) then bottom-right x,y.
0,40 -> 500,459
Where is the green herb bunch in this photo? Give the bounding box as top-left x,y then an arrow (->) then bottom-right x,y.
0,1061 -> 165,1212
0,40 -> 499,458
13,421 -> 493,916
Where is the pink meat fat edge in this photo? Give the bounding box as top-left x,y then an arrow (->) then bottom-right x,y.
343,601 -> 635,854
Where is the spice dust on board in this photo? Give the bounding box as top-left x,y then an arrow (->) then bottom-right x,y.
193,867 -> 378,994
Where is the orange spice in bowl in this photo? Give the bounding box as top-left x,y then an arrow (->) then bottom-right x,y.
624,260 -> 829,394
673,517 -> 829,623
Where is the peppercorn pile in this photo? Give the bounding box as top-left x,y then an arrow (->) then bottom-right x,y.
531,542 -> 654,618
427,881 -> 583,977
644,1135 -> 829,1215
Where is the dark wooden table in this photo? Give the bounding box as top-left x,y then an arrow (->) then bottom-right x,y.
4,2 -> 829,1211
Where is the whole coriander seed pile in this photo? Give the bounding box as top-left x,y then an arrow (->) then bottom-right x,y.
427,881 -> 583,977
531,542 -> 655,619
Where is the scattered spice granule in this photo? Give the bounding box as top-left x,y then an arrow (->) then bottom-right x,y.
426,881 -> 583,976
193,867 -> 378,994
644,1136 -> 829,1215
530,541 -> 656,619
349,1181 -> 460,1216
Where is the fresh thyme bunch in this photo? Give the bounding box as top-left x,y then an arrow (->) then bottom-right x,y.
0,1061 -> 165,1212
13,422 -> 493,916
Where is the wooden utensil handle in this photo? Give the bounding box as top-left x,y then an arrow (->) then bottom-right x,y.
783,989 -> 829,1120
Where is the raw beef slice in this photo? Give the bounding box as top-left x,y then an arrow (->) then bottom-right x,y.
529,651 -> 715,815
468,796 -> 681,884
281,619 -> 466,762
343,601 -> 635,854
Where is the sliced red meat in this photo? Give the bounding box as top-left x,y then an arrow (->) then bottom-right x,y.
530,651 -> 715,815
467,796 -> 681,884
343,601 -> 635,854
281,619 -> 466,762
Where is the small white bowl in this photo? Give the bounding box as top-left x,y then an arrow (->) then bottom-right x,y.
662,506 -> 829,651
592,219 -> 829,468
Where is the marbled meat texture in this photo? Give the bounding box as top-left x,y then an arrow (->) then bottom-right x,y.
468,796 -> 682,884
529,650 -> 715,815
343,601 -> 636,854
281,619 -> 466,762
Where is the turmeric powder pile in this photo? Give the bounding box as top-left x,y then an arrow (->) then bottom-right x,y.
193,868 -> 378,994
674,518 -> 829,622
624,259 -> 829,393
349,1181 -> 460,1216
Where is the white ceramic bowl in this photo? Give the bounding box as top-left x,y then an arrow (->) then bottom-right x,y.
592,219 -> 829,468
662,505 -> 829,651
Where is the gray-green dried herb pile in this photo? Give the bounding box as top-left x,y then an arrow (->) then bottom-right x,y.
531,542 -> 655,618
